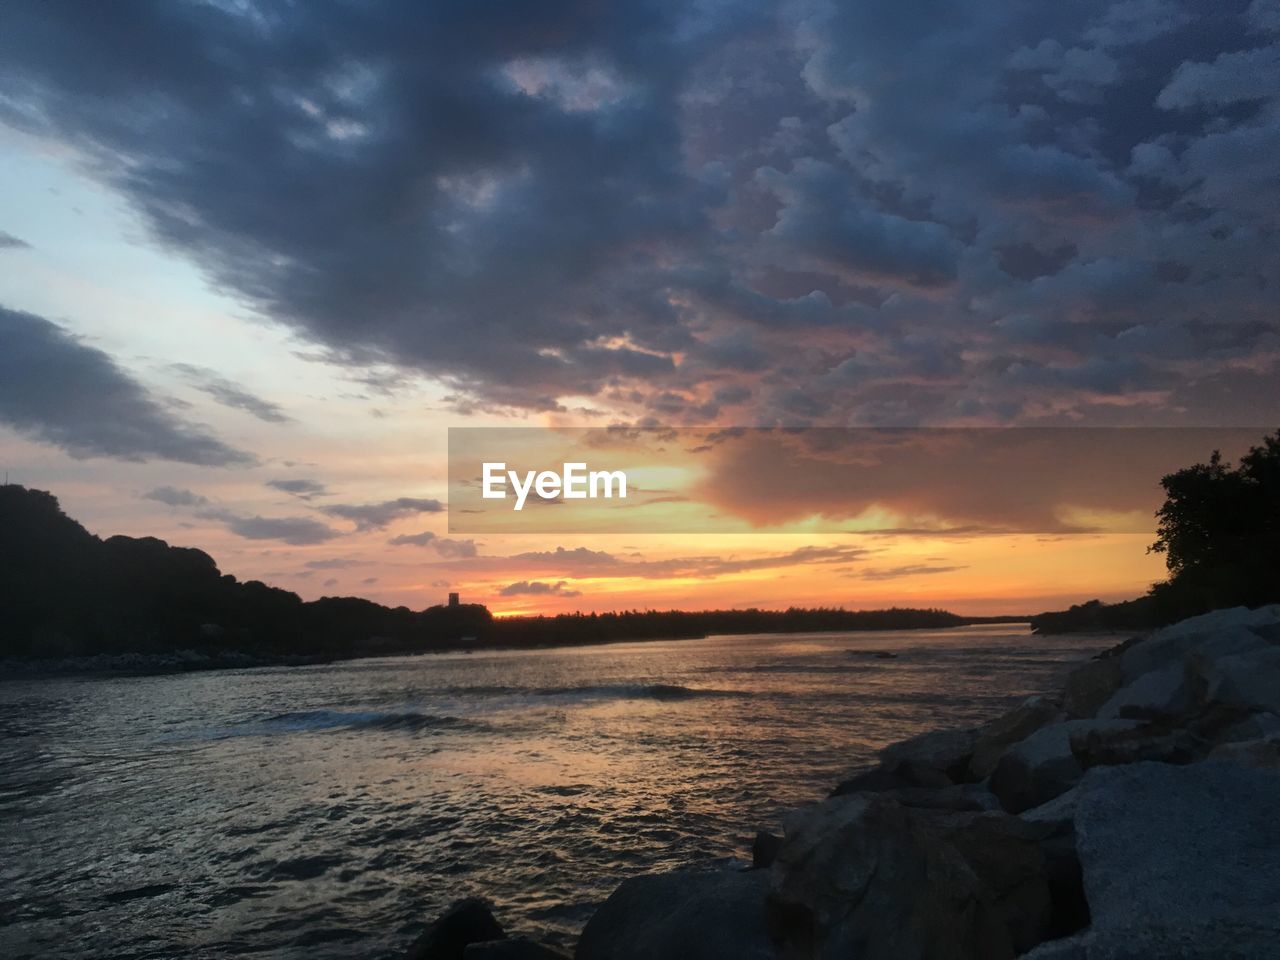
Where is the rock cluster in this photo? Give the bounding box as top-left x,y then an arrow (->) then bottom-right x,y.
409,605 -> 1280,959
403,898 -> 569,959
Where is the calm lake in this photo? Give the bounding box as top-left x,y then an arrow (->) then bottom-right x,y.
0,625 -> 1116,958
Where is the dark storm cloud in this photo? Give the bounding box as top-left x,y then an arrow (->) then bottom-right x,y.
388,531 -> 437,547
198,507 -> 342,545
388,530 -> 479,558
266,478 -> 329,499
141,485 -> 208,507
435,538 -> 479,559
446,544 -> 873,581
1,0 -> 1277,424
322,497 -> 445,530
304,557 -> 368,569
858,564 -> 967,581
508,546 -> 618,567
171,364 -> 292,424
0,306 -> 255,465
499,580 -> 583,598
0,230 -> 30,249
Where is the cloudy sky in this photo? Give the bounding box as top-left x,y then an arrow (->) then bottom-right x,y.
1,0 -> 1276,614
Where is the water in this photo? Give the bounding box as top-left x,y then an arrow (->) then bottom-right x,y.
0,626 -> 1117,959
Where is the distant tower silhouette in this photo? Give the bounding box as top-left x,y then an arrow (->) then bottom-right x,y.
448,592 -> 460,607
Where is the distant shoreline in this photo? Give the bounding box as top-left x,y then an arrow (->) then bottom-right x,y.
0,619 -> 1042,679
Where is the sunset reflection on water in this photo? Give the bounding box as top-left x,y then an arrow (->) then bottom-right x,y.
1,625 -> 1117,958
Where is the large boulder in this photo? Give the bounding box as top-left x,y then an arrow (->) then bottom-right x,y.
1207,736 -> 1280,768
969,696 -> 1062,779
832,775 -> 999,811
1185,625 -> 1274,676
465,940 -> 568,959
1061,658 -> 1122,720
752,830 -> 783,869
832,762 -> 945,796
988,720 -> 1139,814
1214,710 -> 1280,743
881,784 -> 1001,812
1204,646 -> 1280,713
1095,661 -> 1191,721
1071,762 -> 1280,949
911,809 -> 1054,954
1119,606 -> 1280,683
405,900 -> 505,960
879,727 -> 979,783
1023,919 -> 1280,959
1018,786 -> 1080,826
1068,720 -> 1204,768
767,794 -> 1013,960
575,868 -> 776,960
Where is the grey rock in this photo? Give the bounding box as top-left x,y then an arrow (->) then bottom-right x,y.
1185,624 -> 1274,674
888,784 -> 1002,812
465,940 -> 568,959
831,764 -> 914,796
1020,932 -> 1087,959
970,696 -> 1062,779
1022,919 -> 1280,959
1018,785 -> 1081,826
1062,658 -> 1122,720
1068,719 -> 1204,767
1156,605 -> 1280,641
988,720 -> 1139,814
1206,646 -> 1280,713
1215,710 -> 1280,743
1074,762 -> 1280,936
752,830 -> 783,869
1096,661 -> 1190,721
1208,735 -> 1280,768
910,808 -> 1054,954
575,869 -> 776,960
768,794 -> 1013,960
405,899 -> 505,960
1120,606 -> 1280,683
879,727 -> 979,782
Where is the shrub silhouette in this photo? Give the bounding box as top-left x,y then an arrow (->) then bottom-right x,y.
1148,429 -> 1280,621
1032,428 -> 1280,632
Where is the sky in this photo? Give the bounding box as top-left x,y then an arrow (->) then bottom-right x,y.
0,0 -> 1276,615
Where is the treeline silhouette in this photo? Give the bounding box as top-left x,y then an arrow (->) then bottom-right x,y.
488,607 -> 1018,649
0,485 -> 1010,665
1031,428 -> 1280,633
0,485 -> 491,661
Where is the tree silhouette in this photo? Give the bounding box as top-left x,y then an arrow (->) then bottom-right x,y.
1149,429 -> 1280,618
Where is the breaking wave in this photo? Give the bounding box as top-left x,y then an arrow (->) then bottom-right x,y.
209,709 -> 474,738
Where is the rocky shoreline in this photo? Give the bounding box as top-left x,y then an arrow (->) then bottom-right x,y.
403,605 -> 1280,959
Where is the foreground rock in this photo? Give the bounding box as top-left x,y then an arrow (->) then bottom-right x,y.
1118,606 -> 1280,682
576,869 -> 775,960
878,727 -> 979,785
404,901 -> 569,960
988,719 -> 1139,813
1061,657 -> 1122,720
404,899 -> 505,960
1027,761 -> 1280,958
1075,762 -> 1280,933
466,940 -> 569,959
908,808 -> 1055,954
969,695 -> 1061,779
768,794 -> 1015,959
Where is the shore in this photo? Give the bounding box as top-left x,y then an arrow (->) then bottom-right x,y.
0,620 -> 1035,679
407,604 -> 1280,959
